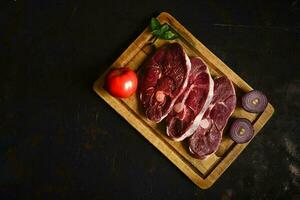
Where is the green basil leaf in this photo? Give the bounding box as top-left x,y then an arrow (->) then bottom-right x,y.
161,31 -> 178,40
150,18 -> 161,31
160,24 -> 169,33
152,29 -> 162,37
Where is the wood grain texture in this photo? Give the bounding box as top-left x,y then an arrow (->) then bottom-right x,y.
93,12 -> 274,189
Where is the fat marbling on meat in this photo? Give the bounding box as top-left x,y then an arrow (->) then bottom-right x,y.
166,57 -> 214,141
189,76 -> 236,159
140,43 -> 191,122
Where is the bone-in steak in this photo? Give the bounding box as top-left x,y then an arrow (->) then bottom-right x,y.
189,76 -> 236,159
140,43 -> 191,122
166,57 -> 214,141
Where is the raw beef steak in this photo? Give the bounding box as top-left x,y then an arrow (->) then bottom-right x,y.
140,43 -> 191,122
166,57 -> 214,141
189,76 -> 236,159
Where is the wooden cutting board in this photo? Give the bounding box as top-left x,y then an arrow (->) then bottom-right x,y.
93,12 -> 274,189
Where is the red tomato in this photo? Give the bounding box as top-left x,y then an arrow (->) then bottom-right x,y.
105,67 -> 138,98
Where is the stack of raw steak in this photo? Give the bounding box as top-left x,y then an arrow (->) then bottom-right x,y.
140,43 -> 236,159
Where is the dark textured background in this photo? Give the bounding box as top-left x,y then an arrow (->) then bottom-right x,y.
1,0 -> 300,199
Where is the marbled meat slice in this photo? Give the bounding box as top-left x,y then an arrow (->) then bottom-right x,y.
140,43 -> 191,122
166,57 -> 214,141
189,76 -> 236,159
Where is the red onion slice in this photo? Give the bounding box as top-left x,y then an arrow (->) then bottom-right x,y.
229,118 -> 254,144
242,90 -> 268,113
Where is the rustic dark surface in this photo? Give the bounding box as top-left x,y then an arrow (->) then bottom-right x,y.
1,0 -> 300,199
